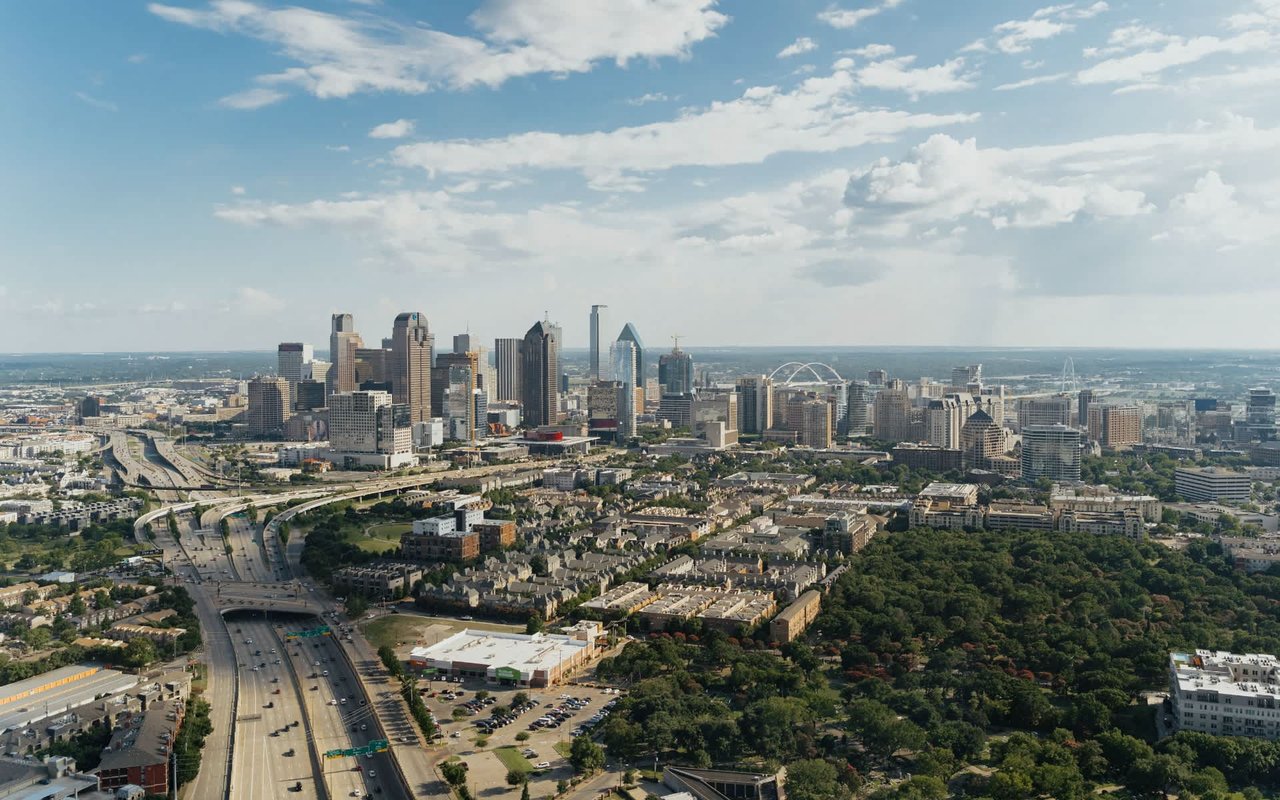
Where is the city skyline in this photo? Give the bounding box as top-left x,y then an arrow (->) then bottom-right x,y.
6,1 -> 1280,352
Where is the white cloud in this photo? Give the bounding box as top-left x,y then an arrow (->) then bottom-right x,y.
1164,171 -> 1274,246
853,56 -> 978,98
627,92 -> 673,105
994,72 -> 1069,91
368,119 -> 416,139
969,2 -> 1109,56
390,66 -> 977,179
817,0 -> 904,30
219,87 -> 287,110
778,37 -> 818,59
149,0 -> 728,105
127,53 -> 148,64
74,91 -> 118,112
843,43 -> 895,59
1077,28 -> 1274,86
235,287 -> 285,313
326,144 -> 351,152
231,185 -> 246,195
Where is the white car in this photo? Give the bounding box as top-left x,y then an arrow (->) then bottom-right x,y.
369,769 -> 376,778
534,762 -> 551,770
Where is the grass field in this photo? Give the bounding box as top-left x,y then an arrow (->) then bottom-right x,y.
345,521 -> 412,554
553,741 -> 573,759
361,613 -> 522,651
493,746 -> 532,775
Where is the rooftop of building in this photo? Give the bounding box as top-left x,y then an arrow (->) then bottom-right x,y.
97,697 -> 182,771
1171,650 -> 1280,701
410,628 -> 591,672
0,665 -> 138,733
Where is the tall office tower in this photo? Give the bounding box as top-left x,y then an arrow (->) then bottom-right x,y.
306,359 -> 330,386
867,369 -> 888,386
294,379 -> 327,412
872,382 -> 913,443
846,381 -> 870,436
616,323 -> 646,399
951,364 -> 982,389
735,376 -> 774,435
434,352 -> 479,440
610,339 -> 638,440
1245,388 -> 1278,441
329,313 -> 361,395
494,338 -> 522,402
960,409 -> 1004,469
354,347 -> 388,389
277,342 -> 313,407
692,392 -> 739,445
1021,424 -> 1082,483
979,385 -> 1006,427
589,305 -> 609,381
588,381 -> 623,420
521,320 -> 560,427
247,376 -> 291,437
658,393 -> 695,429
440,365 -> 476,441
389,312 -> 434,424
1077,389 -> 1095,431
473,390 -> 488,439
658,343 -> 694,395
1017,395 -> 1073,430
1087,403 -> 1143,448
453,333 -> 474,354
826,380 -> 849,437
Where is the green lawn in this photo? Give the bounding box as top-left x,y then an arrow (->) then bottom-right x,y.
346,521 -> 411,554
493,746 -> 532,775
553,741 -> 573,759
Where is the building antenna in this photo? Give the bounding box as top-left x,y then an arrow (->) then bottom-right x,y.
671,335 -> 681,353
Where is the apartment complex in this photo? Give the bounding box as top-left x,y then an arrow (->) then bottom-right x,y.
1170,650 -> 1280,740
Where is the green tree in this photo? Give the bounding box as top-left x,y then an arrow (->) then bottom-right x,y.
785,759 -> 851,800
123,637 -> 156,668
569,735 -> 605,774
525,615 -> 544,635
440,761 -> 469,787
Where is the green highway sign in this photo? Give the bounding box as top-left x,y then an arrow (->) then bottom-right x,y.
285,626 -> 332,640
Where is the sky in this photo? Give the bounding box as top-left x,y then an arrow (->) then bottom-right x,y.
4,0 -> 1280,354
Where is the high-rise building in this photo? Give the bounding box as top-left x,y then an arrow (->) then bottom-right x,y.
610,339 -> 638,440
616,323 -> 646,399
1077,389 -> 1095,431
1087,404 -> 1143,449
785,396 -> 832,448
588,381 -> 622,421
453,333 -> 474,354
872,383 -> 913,443
434,352 -> 479,441
520,320 -> 560,427
960,409 -> 1004,470
247,376 -> 290,437
294,379 -> 327,412
846,381 -> 870,436
354,347 -> 388,389
277,342 -> 313,407
328,313 -> 361,396
1021,424 -> 1082,483
658,393 -> 695,429
389,312 -> 433,424
692,392 -> 739,445
328,390 -> 414,468
658,344 -> 694,396
951,364 -> 982,389
735,376 -> 773,435
867,369 -> 888,386
589,305 -> 608,381
1017,395 -> 1073,430
494,338 -> 522,403
1244,388 -> 1278,442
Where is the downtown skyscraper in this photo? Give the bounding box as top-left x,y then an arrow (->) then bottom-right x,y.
521,320 -> 560,427
329,313 -> 361,395
389,312 -> 433,424
589,304 -> 608,381
616,323 -> 646,399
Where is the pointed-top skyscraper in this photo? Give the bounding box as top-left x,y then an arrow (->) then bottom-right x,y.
616,322 -> 645,400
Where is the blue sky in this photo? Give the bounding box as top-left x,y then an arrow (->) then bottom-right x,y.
4,0 -> 1280,353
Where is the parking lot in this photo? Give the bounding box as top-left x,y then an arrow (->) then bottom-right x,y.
419,679 -> 623,796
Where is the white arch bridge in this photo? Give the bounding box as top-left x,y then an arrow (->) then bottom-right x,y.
766,362 -> 845,385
